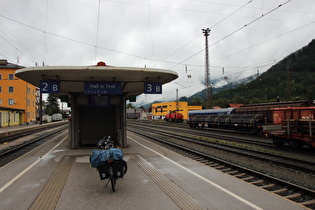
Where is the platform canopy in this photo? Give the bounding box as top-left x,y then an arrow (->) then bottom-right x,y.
15,63 -> 178,97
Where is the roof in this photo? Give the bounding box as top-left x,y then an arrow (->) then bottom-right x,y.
188,108 -> 234,114
0,59 -> 25,69
0,106 -> 25,112
15,63 -> 178,97
228,103 -> 243,108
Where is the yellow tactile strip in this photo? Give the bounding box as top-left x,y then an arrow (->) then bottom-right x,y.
133,154 -> 206,210
29,155 -> 74,210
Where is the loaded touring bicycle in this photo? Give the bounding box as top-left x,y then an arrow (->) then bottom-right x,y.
90,136 -> 127,192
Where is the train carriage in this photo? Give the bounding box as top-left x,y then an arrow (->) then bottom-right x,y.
188,108 -> 234,128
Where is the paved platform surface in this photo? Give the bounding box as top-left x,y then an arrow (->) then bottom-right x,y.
0,129 -> 307,210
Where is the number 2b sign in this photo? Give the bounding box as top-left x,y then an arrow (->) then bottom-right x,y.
40,80 -> 60,93
144,82 -> 162,94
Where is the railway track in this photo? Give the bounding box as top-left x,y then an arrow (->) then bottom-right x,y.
127,123 -> 315,209
129,120 -> 275,147
129,120 -> 315,156
129,124 -> 315,173
0,125 -> 68,167
0,122 -> 68,144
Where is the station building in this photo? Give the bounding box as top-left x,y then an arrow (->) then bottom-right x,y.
0,60 -> 37,127
152,101 -> 202,120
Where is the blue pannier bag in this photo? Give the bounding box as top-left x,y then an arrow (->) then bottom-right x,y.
90,149 -> 111,168
109,148 -> 124,160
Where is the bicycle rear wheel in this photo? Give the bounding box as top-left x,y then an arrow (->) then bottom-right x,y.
109,167 -> 116,192
110,175 -> 116,192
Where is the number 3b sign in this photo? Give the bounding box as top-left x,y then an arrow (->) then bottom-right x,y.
144,82 -> 162,94
40,80 -> 60,93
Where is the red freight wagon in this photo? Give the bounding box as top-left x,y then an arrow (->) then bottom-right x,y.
272,106 -> 315,124
270,107 -> 315,149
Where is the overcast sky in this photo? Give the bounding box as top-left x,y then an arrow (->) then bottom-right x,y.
1,0 -> 315,106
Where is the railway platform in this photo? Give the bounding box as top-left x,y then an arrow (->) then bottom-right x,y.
0,129 -> 307,210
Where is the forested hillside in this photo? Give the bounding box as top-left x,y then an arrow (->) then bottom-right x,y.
188,39 -> 315,108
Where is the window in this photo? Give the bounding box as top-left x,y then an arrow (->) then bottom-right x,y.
0,74 -> 2,80
0,86 -> 1,92
0,99 -> 2,105
8,99 -> 14,105
9,74 -> 14,80
8,86 -> 14,93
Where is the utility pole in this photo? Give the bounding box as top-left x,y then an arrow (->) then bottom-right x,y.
176,88 -> 179,111
203,28 -> 211,108
286,66 -> 292,101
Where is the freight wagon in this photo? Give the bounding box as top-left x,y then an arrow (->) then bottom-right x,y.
270,107 -> 315,149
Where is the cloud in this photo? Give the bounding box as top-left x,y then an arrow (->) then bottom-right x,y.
1,0 -> 315,105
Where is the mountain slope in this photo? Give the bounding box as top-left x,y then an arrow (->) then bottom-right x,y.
193,39 -> 315,107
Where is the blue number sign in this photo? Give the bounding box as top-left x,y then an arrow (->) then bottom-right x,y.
144,82 -> 162,94
40,80 -> 60,93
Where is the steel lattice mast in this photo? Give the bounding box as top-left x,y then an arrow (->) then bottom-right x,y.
202,28 -> 211,108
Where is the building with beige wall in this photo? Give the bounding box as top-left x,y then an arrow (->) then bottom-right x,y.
0,59 -> 37,127
152,101 -> 202,120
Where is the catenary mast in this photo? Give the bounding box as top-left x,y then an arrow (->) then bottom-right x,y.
203,28 -> 211,108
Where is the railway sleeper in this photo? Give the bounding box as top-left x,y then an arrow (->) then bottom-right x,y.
213,165 -> 225,169
226,170 -> 239,175
187,154 -> 198,158
284,193 -> 302,199
261,183 -> 275,189
207,163 -> 220,167
220,168 -> 233,172
242,176 -> 255,181
234,173 -> 246,178
299,199 -> 315,206
249,179 -> 264,185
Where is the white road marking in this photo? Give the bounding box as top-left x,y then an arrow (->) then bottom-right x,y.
129,136 -> 264,210
0,136 -> 67,194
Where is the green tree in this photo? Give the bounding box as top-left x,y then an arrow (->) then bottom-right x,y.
179,96 -> 188,102
126,103 -> 134,108
213,98 -> 229,108
189,97 -> 203,106
45,94 -> 60,115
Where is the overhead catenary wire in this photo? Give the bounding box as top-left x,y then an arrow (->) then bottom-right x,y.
0,0 -> 307,72
169,0 -> 292,70
213,20 -> 315,64
0,32 -> 37,64
43,0 -> 49,66
152,0 -> 253,68
95,0 -> 101,63
0,21 -> 39,64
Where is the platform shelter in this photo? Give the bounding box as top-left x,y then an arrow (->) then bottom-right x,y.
15,62 -> 178,148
